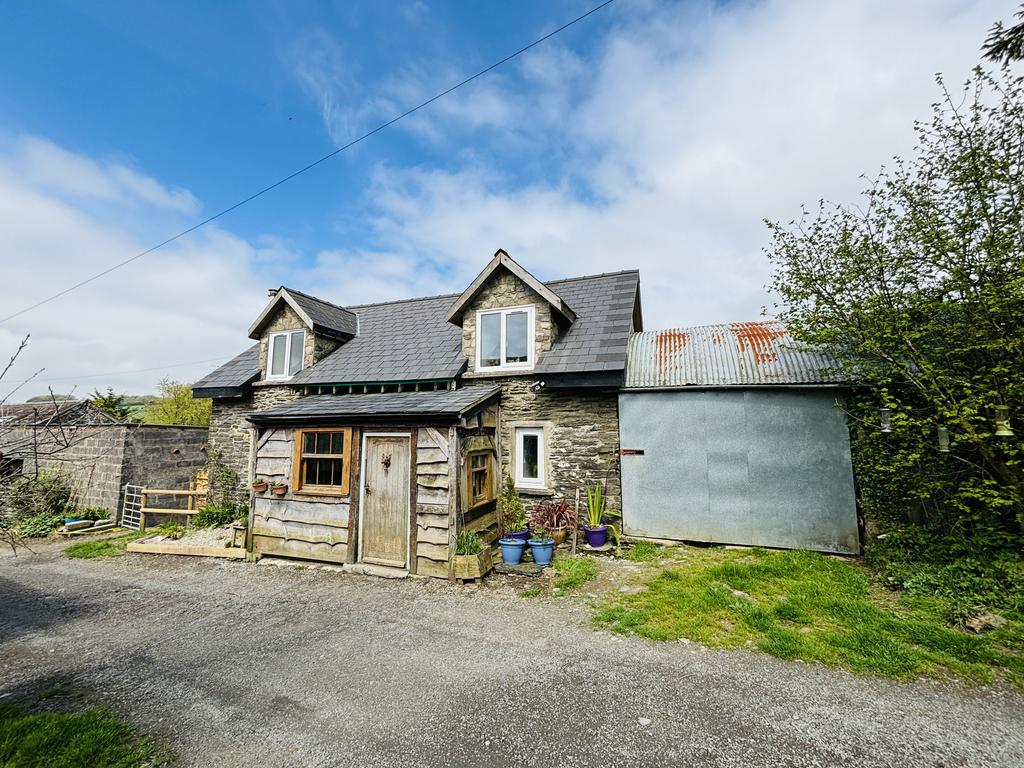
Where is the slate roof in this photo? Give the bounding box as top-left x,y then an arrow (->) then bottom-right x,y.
624,322 -> 849,388
0,400 -> 120,426
279,287 -> 358,339
192,345 -> 260,398
199,267 -> 641,394
248,386 -> 501,425
534,271 -> 640,375
290,293 -> 465,386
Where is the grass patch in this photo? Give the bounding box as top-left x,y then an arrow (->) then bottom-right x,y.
593,547 -> 1024,685
622,540 -> 663,562
552,556 -> 598,591
0,688 -> 165,767
519,586 -> 544,598
64,532 -> 145,560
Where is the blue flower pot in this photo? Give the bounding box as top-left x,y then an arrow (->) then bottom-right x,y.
499,538 -> 527,565
528,538 -> 555,566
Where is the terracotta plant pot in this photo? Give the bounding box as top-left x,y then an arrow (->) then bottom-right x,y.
551,527 -> 567,547
251,481 -> 269,493
270,484 -> 288,496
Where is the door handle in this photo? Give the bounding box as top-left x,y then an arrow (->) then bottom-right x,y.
365,483 -> 371,495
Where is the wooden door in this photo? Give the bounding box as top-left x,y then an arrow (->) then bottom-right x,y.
360,434 -> 411,567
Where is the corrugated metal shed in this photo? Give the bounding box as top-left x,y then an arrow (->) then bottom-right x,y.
624,321 -> 847,388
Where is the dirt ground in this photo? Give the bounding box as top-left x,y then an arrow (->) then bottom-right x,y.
2,537 -> 1023,768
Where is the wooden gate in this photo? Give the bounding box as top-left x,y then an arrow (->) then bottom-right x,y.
359,434 -> 411,567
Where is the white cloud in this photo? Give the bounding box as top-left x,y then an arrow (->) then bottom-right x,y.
0,138 -> 270,399
9,136 -> 199,215
297,0 -> 1006,328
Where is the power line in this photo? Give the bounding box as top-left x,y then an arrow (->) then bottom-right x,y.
0,0 -> 616,326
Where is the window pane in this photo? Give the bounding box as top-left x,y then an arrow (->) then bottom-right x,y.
479,313 -> 501,367
331,432 -> 343,454
505,311 -> 529,363
521,434 -> 539,480
303,432 -> 315,453
288,331 -> 304,375
270,335 -> 286,376
305,458 -> 343,486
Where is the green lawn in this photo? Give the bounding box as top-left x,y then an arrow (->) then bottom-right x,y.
594,546 -> 1024,686
64,531 -> 146,559
0,696 -> 164,768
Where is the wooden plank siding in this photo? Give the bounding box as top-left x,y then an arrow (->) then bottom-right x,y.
414,425 -> 453,576
250,427 -> 351,564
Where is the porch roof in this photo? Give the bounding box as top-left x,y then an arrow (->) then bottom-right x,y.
247,386 -> 500,426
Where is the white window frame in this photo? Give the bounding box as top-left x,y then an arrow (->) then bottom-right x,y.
514,426 -> 545,489
475,305 -> 536,372
267,329 -> 305,380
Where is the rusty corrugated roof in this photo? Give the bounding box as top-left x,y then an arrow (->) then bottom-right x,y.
624,321 -> 848,388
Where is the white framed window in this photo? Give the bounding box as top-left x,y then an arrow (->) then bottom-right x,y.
476,305 -> 535,371
268,330 -> 305,380
514,426 -> 545,489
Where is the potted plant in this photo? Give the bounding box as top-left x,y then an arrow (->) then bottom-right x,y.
452,530 -> 492,581
527,523 -> 555,566
499,536 -> 527,565
499,476 -> 529,543
531,499 -> 575,547
270,482 -> 288,496
251,477 -> 269,493
583,484 -> 609,547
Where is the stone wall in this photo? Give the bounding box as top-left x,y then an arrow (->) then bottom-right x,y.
121,425 -> 209,493
208,385 -> 302,493
9,423 -> 209,518
258,302 -> 340,375
461,270 -> 556,373
31,425 -> 130,513
478,377 -> 622,514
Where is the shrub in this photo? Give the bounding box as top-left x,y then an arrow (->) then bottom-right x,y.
3,470 -> 76,537
498,476 -> 527,533
866,525 -> 1024,622
192,502 -> 247,528
530,499 -> 575,531
455,530 -> 482,556
75,507 -> 110,521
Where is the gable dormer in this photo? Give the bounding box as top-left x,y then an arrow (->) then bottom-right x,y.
248,287 -> 357,382
446,250 -> 575,375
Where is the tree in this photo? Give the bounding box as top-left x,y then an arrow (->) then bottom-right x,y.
984,5 -> 1024,64
90,387 -> 130,421
766,67 -> 1024,538
138,378 -> 212,426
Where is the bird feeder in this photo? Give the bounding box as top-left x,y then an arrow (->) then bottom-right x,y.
936,426 -> 950,453
879,407 -> 893,433
994,406 -> 1014,437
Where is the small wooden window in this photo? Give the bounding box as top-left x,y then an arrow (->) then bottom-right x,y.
293,428 -> 352,495
467,450 -> 494,507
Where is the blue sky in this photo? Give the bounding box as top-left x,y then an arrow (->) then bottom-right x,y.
0,0 -> 1008,397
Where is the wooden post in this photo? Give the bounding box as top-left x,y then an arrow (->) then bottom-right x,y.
140,491 -> 148,532
571,488 -> 579,555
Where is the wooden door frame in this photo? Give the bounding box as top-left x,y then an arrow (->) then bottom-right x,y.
358,431 -> 412,568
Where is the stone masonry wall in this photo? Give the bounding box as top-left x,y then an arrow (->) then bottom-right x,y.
121,425 -> 209,494
461,270 -> 556,373
31,425 -> 130,514
208,385 -> 302,494
479,377 -> 622,515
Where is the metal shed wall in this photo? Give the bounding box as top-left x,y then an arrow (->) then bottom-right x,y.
618,389 -> 859,554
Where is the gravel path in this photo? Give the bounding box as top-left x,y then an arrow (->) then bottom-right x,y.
2,540 -> 1022,767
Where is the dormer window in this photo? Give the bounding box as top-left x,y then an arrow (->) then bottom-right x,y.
476,306 -> 535,371
268,330 -> 304,380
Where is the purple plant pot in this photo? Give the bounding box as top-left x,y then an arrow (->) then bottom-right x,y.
506,528 -> 530,543
583,525 -> 609,548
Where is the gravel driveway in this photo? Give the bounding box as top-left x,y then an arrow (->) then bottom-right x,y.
2,541 -> 1022,768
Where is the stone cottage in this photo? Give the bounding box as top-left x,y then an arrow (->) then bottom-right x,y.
193,250 -> 641,575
